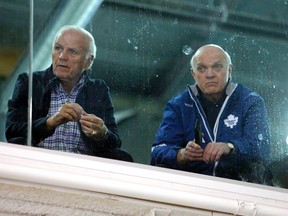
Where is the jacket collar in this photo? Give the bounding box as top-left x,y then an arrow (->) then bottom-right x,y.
44,65 -> 91,87
188,81 -> 237,97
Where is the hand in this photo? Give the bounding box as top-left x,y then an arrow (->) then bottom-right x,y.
177,140 -> 204,164
46,103 -> 85,130
202,142 -> 231,163
80,113 -> 108,140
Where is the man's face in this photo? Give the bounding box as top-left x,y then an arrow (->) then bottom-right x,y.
192,46 -> 231,101
52,30 -> 92,83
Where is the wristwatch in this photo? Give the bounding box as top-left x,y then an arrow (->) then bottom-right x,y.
227,142 -> 235,155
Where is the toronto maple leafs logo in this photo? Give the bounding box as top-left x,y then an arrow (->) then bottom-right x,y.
224,114 -> 238,129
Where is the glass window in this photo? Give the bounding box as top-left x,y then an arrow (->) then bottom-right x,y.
0,0 -> 287,189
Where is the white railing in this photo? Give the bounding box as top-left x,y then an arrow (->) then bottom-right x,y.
0,142 -> 287,216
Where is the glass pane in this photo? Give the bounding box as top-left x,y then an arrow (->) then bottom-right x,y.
0,0 -> 63,144
88,0 -> 288,188
0,0 -> 287,189
0,0 -> 30,142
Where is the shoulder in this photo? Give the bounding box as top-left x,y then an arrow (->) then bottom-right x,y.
88,78 -> 107,85
232,83 -> 264,104
165,89 -> 194,113
234,83 -> 252,93
235,83 -> 262,97
34,66 -> 55,81
86,77 -> 108,88
169,89 -> 190,105
85,77 -> 110,95
17,67 -> 49,84
19,66 -> 56,86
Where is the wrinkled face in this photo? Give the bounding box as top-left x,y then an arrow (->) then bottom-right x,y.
52,30 -> 92,83
192,46 -> 232,101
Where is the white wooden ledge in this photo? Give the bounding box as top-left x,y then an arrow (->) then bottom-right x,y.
0,142 -> 287,216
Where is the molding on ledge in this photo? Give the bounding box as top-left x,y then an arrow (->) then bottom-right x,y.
0,142 -> 287,216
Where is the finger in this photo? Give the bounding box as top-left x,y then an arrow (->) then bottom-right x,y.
57,109 -> 75,122
80,118 -> 104,135
80,124 -> 91,132
214,151 -> 222,162
65,103 -> 84,120
72,104 -> 85,120
82,116 -> 105,130
214,147 -> 225,161
81,123 -> 96,136
80,119 -> 98,130
202,148 -> 213,163
82,115 -> 103,125
59,105 -> 77,120
185,148 -> 203,161
67,109 -> 81,121
203,147 -> 222,163
191,140 -> 202,149
189,151 -> 203,158
186,153 -> 203,161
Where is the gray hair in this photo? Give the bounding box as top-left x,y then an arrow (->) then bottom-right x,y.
190,44 -> 232,70
53,25 -> 97,63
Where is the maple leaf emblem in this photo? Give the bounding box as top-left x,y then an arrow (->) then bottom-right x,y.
224,114 -> 238,129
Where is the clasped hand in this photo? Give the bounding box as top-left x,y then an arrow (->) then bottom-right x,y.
46,102 -> 107,139
178,140 -> 230,164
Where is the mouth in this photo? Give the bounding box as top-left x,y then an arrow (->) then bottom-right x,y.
56,64 -> 69,70
205,82 -> 217,87
58,64 -> 68,68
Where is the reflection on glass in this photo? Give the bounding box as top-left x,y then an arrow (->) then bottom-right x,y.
0,0 -> 287,189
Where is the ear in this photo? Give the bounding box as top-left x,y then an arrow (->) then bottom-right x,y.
228,64 -> 232,79
191,69 -> 196,79
191,69 -> 198,85
85,55 -> 94,69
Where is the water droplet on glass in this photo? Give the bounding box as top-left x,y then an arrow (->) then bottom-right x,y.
172,19 -> 178,25
182,45 -> 193,55
258,134 -> 263,141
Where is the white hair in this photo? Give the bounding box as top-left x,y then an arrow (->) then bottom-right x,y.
53,25 -> 97,67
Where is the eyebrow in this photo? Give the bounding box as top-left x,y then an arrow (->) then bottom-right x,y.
54,42 -> 83,53
196,60 -> 223,66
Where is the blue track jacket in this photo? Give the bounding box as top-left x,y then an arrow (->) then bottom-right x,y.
151,82 -> 271,179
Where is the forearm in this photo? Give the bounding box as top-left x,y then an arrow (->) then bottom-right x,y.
177,148 -> 189,164
151,144 -> 181,167
31,117 -> 55,144
94,126 -> 121,149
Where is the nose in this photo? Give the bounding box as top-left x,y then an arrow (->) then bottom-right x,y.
206,67 -> 215,77
59,50 -> 68,61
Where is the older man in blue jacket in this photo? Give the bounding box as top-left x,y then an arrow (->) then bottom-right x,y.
151,44 -> 271,182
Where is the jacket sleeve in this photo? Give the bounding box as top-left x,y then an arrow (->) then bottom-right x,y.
229,93 -> 271,163
5,74 -> 29,144
151,100 -> 187,169
5,73 -> 54,145
81,80 -> 122,152
96,85 -> 122,149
